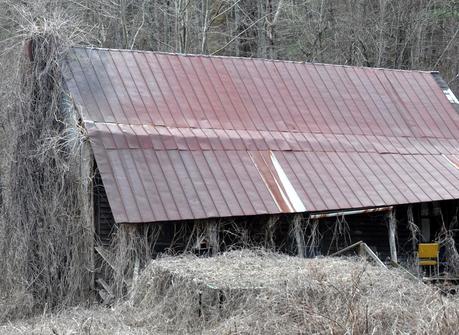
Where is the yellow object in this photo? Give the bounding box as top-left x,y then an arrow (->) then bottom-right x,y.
418,260 -> 437,266
418,243 -> 440,277
418,243 -> 439,259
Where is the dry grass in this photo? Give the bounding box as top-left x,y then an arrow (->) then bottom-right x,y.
1,250 -> 458,335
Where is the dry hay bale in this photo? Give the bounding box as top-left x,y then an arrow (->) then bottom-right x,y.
127,250 -> 459,334
1,250 -> 458,335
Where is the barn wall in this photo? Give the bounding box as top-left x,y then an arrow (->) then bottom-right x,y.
93,166 -> 116,246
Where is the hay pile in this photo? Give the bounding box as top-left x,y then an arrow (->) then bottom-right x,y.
2,250 -> 458,334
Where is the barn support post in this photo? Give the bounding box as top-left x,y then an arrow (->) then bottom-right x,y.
207,220 -> 220,256
388,210 -> 398,264
264,215 -> 278,250
407,205 -> 419,255
292,214 -> 305,257
80,141 -> 95,293
421,203 -> 431,242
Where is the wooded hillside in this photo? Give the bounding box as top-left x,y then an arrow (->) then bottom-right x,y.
0,0 -> 458,91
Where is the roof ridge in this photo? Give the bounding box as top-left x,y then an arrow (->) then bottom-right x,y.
69,46 -> 435,74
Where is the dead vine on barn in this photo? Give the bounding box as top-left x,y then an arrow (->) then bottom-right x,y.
0,9 -> 93,319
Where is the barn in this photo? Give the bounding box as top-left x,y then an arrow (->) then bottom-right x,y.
63,47 -> 459,263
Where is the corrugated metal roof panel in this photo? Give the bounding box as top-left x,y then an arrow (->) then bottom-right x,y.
92,147 -> 459,222
64,48 -> 459,223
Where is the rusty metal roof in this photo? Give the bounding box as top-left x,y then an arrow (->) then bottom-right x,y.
64,47 -> 459,223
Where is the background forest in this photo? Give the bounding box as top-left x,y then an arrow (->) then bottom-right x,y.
0,0 -> 457,90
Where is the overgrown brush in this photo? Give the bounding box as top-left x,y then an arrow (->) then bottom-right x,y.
0,8 -> 93,320
2,251 -> 458,335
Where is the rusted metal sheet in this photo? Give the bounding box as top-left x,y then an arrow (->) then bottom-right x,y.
248,151 -> 306,213
444,155 -> 459,170
64,47 -> 459,224
309,206 -> 393,219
